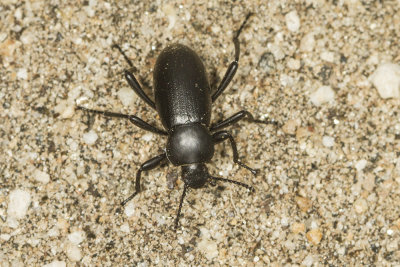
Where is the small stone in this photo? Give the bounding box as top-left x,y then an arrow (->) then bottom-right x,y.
43,261 -> 66,267
282,119 -> 299,135
83,130 -> 98,145
302,255 -> 315,266
355,159 -> 368,172
296,196 -> 312,212
354,198 -> 368,214
32,169 -> 50,184
310,86 -> 335,106
68,230 -> 86,245
306,228 -> 323,245
322,136 -> 335,147
285,11 -> 300,32
7,189 -> 31,220
124,201 -> 136,217
300,33 -> 315,52
118,87 -> 135,107
66,243 -> 82,262
320,51 -> 335,63
370,63 -> 400,99
291,222 -> 306,234
17,68 -> 28,80
287,58 -> 300,70
198,238 -> 219,260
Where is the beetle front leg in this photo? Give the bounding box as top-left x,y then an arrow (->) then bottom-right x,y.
212,130 -> 258,175
121,153 -> 167,206
210,110 -> 278,132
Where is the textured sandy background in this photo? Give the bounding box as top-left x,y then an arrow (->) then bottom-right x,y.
1,0 -> 400,266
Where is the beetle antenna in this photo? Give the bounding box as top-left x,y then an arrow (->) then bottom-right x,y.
174,184 -> 189,230
209,176 -> 255,192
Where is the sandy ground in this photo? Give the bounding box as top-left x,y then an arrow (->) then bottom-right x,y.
1,0 -> 400,266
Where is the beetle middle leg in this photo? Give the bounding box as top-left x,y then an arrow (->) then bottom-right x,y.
210,110 -> 278,132
121,153 -> 167,206
112,44 -> 156,110
77,106 -> 167,135
212,13 -> 253,102
212,130 -> 258,175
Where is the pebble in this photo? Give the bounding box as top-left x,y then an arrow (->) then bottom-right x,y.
287,58 -> 301,70
354,198 -> 368,214
282,119 -> 299,135
32,169 -> 50,184
300,32 -> 315,52
124,201 -> 136,217
306,228 -> 323,245
355,159 -> 368,172
66,243 -> 82,262
302,255 -> 315,267
198,238 -> 219,260
291,222 -> 306,234
295,196 -> 312,212
42,261 -> 66,267
322,136 -> 335,147
17,68 -> 28,80
7,189 -> 31,220
320,51 -> 335,63
285,11 -> 300,32
370,63 -> 400,98
68,230 -> 86,245
118,87 -> 135,107
83,130 -> 98,145
310,86 -> 335,106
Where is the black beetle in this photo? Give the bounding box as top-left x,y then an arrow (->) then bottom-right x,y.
78,14 -> 276,229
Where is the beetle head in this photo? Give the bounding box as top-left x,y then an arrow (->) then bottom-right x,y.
181,163 -> 209,189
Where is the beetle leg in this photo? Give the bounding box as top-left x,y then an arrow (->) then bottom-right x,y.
77,106 -> 167,136
212,130 -> 258,175
121,153 -> 167,206
210,110 -> 278,132
112,44 -> 156,109
212,13 -> 253,102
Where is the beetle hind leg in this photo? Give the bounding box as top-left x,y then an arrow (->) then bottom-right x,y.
112,44 -> 156,110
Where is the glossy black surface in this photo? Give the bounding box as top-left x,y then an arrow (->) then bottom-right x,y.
154,44 -> 212,130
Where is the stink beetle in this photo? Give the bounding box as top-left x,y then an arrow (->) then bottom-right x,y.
78,13 -> 276,229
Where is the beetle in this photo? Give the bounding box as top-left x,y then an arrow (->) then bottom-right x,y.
77,13 -> 276,229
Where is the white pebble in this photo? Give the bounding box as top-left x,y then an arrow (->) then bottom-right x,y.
310,86 -> 335,106
124,201 -> 136,217
285,11 -> 300,32
42,261 -> 66,267
322,136 -> 335,147
120,223 -> 130,233
198,238 -> 219,260
302,255 -> 314,267
7,189 -> 31,220
354,198 -> 368,214
32,169 -> 50,184
118,87 -> 135,107
287,58 -> 300,70
300,32 -> 315,52
68,230 -> 86,245
320,51 -> 335,63
370,63 -> 400,98
83,130 -> 98,145
355,159 -> 367,172
17,68 -> 28,80
66,243 -> 82,262
141,133 -> 153,142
